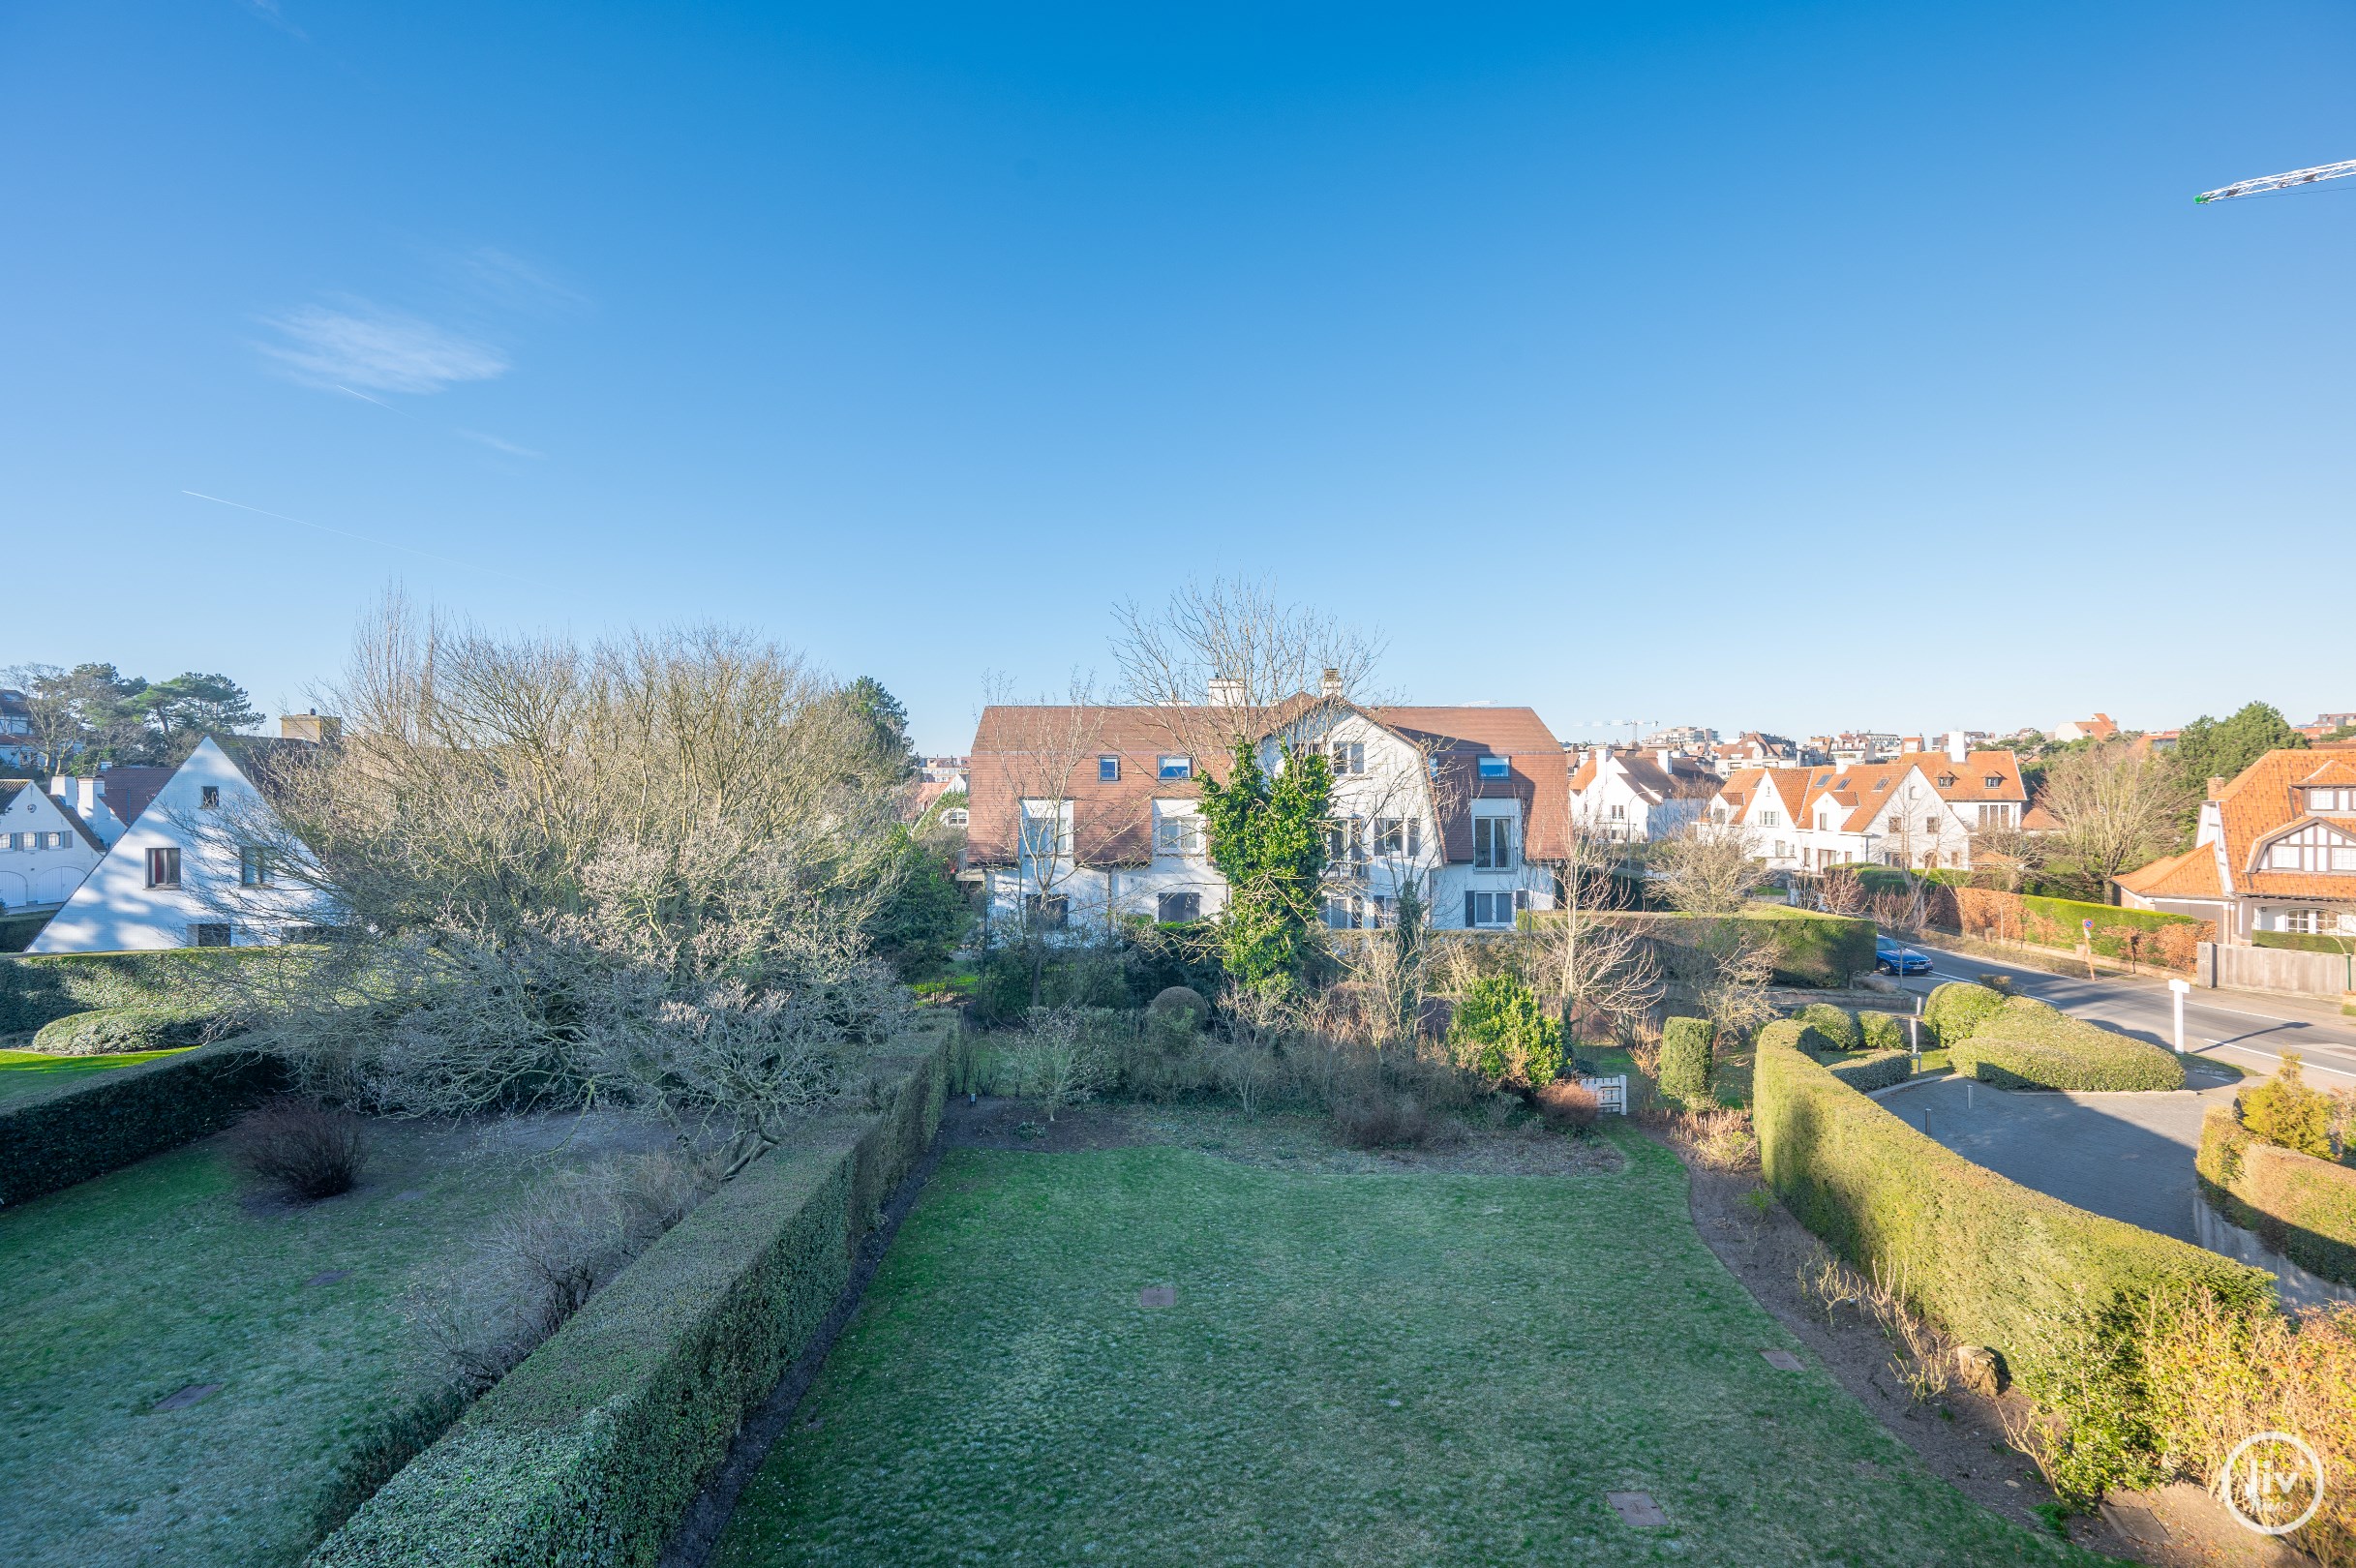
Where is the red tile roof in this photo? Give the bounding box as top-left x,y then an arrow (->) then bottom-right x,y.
2213,744 -> 2356,901
2116,844 -> 2224,900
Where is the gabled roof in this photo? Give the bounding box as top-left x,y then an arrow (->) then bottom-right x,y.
2297,759 -> 2356,790
967,700 -> 1570,868
2210,743 -> 2356,899
89,766 -> 175,830
1,779 -> 106,854
2116,843 -> 2224,901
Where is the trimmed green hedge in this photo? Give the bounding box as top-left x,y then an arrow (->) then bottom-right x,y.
1792,1003 -> 1859,1052
1923,980 -> 2006,1046
0,948 -> 281,1033
2197,1103 -> 2356,1287
29,1006 -> 217,1056
311,1018 -> 951,1568
1756,1035 -> 2272,1396
0,1041 -> 284,1207
1659,1015 -> 1712,1107
1761,1016 -> 1911,1093
1611,911 -> 1876,989
1858,1010 -> 1907,1054
2250,930 -> 2356,963
1949,996 -> 2185,1092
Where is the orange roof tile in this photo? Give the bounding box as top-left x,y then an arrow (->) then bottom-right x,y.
2213,743 -> 2356,900
2116,844 -> 2223,900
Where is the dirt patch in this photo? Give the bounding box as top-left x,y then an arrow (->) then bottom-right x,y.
940,1096 -> 1623,1176
1669,1131 -> 2311,1567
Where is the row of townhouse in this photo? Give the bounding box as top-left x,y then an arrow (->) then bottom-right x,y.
4,726 -> 327,951
1706,737 -> 2031,873
1565,746 -> 1721,841
2118,745 -> 2356,942
964,690 -> 1566,934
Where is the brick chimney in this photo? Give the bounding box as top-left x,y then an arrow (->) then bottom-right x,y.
1319,668 -> 1344,699
2207,776 -> 2226,800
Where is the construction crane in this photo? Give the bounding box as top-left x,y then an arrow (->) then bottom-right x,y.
2195,160 -> 2356,203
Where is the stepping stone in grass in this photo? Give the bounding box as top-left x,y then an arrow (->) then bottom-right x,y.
391,1189 -> 427,1202
1607,1491 -> 1668,1527
1761,1350 -> 1803,1372
2099,1500 -> 2169,1545
304,1269 -> 352,1287
153,1383 -> 223,1412
1137,1285 -> 1175,1309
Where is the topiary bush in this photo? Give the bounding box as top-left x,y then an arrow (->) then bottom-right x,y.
1824,1050 -> 1912,1092
1858,1010 -> 1908,1054
1923,980 -> 2006,1046
1659,1015 -> 1713,1107
29,1005 -> 217,1056
1948,997 -> 2185,1092
1145,985 -> 1210,1031
1792,1003 -> 1860,1052
1449,974 -> 1563,1089
2238,1052 -> 2335,1159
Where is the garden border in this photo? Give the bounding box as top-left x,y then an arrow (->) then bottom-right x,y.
0,1041 -> 283,1207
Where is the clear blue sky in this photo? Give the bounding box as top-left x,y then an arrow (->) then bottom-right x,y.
6,2 -> 2351,752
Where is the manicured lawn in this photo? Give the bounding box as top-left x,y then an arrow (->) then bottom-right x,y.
0,1116 -> 662,1568
0,1044 -> 192,1104
715,1129 -> 2102,1567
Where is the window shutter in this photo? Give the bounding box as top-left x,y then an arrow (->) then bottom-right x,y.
1464,891 -> 1477,928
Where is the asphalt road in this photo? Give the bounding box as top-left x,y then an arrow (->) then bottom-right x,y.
1888,941 -> 2356,1087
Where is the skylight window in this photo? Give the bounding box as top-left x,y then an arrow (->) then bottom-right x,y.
1477,756 -> 1510,779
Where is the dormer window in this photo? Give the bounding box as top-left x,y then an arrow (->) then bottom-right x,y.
2263,821 -> 2356,872
1983,775 -> 2003,789
1937,773 -> 1956,787
2310,787 -> 2354,813
1477,756 -> 1510,779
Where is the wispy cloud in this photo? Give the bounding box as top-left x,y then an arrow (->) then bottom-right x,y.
444,247 -> 587,314
456,430 -> 545,460
258,301 -> 507,394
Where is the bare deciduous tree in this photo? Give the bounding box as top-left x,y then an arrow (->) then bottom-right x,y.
2039,741 -> 2192,900
1654,822 -> 1764,916
1110,576 -> 1386,761
1553,823 -> 1660,1040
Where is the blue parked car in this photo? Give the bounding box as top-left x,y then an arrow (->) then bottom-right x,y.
1874,937 -> 1932,976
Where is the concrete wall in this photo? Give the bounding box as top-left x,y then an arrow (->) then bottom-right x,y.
2194,1198 -> 2356,1311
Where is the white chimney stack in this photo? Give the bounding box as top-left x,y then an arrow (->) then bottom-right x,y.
1206,678 -> 1245,708
1319,667 -> 1344,699
1946,731 -> 1968,764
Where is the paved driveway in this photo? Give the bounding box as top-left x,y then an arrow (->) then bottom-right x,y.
1875,1076 -> 2242,1241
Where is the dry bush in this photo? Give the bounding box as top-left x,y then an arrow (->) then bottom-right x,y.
1533,1078 -> 1598,1134
1670,1106 -> 1758,1171
412,1151 -> 711,1393
2140,1294 -> 2356,1565
1008,1006 -> 1117,1121
228,1097 -> 368,1200
1798,1246 -> 1866,1327
192,600 -> 915,1169
1331,1092 -> 1431,1150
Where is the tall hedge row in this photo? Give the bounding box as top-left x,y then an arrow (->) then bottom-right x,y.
1755,1034 -> 2272,1395
1606,911 -> 1876,989
2197,1104 -> 2356,1288
0,1042 -> 284,1206
309,1018 -> 951,1568
0,949 -> 278,1033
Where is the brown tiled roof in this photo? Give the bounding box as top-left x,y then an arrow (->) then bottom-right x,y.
2297,759 -> 2356,789
91,766 -> 175,830
2116,844 -> 2223,900
966,701 -> 1570,868
2211,744 -> 2356,901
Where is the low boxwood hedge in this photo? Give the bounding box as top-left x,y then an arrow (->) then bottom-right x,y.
2197,1103 -> 2356,1287
1949,996 -> 2184,1092
1858,1010 -> 1908,1054
29,1005 -> 218,1056
1792,1003 -> 1860,1052
1922,980 -> 2006,1046
1824,1049 -> 1912,1092
1760,1016 -> 1912,1093
1755,1034 -> 2271,1397
310,1017 -> 951,1568
0,1040 -> 283,1207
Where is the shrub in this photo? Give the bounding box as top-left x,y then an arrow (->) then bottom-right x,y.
1331,1092 -> 1431,1150
1146,985 -> 1210,1031
1825,1051 -> 1912,1092
1858,1010 -> 1908,1054
228,1097 -> 369,1200
1448,973 -> 1563,1088
1793,1003 -> 1860,1052
1950,997 -> 2185,1092
0,1042 -> 285,1207
1922,980 -> 2006,1046
1672,1105 -> 1758,1171
2251,929 -> 2356,958
2198,1102 -> 2356,1287
2240,1053 -> 2335,1159
1532,1078 -> 1597,1133
1754,1033 -> 2270,1406
1658,1015 -> 1713,1107
29,1005 -> 216,1056
312,1021 -> 949,1568
1624,910 -> 1875,988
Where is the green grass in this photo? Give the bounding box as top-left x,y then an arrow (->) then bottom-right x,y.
0,1044 -> 192,1104
0,1118 -> 653,1568
713,1130 -> 2100,1567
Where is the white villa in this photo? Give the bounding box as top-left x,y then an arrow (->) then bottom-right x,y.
965,689 -> 1569,936
30,733 -> 328,952
0,780 -> 106,917
1708,738 -> 2030,874
1567,746 -> 1721,843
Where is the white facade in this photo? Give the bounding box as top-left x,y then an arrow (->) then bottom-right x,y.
1569,748 -> 1717,844
1710,750 -> 2027,874
44,774 -> 136,847
30,739 -> 324,952
0,782 -> 104,914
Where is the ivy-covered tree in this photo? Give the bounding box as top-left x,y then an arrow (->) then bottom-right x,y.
1197,739 -> 1331,994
